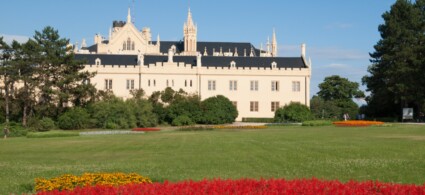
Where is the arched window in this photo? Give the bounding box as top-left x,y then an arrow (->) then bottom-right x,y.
123,41 -> 126,50
127,38 -> 131,50
132,42 -> 135,50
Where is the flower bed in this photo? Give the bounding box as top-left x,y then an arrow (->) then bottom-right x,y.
35,172 -> 152,192
213,125 -> 267,129
35,178 -> 425,195
132,127 -> 161,132
333,120 -> 384,127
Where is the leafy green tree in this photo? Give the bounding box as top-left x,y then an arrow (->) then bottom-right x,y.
310,96 -> 340,119
318,75 -> 364,101
363,0 -> 425,118
89,96 -> 136,129
166,94 -> 203,124
32,26 -> 95,117
200,95 -> 238,124
127,95 -> 158,128
274,102 -> 313,122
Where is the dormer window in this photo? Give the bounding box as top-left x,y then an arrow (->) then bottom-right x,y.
230,61 -> 236,68
271,61 -> 277,69
95,58 -> 101,66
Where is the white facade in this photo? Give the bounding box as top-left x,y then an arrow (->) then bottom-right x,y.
75,8 -> 311,121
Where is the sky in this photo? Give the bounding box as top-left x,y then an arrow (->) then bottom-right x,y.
0,0 -> 396,99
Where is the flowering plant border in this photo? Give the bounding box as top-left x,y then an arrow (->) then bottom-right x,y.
333,120 -> 384,127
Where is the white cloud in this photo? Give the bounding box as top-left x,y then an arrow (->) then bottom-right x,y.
324,63 -> 349,68
0,34 -> 30,44
279,45 -> 369,61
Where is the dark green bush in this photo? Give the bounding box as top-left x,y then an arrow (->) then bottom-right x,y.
58,107 -> 90,130
28,117 -> 56,132
172,115 -> 194,126
274,102 -> 313,123
88,97 -> 136,129
201,95 -> 238,124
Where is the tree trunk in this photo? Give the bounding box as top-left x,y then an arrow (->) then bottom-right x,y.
22,81 -> 28,126
4,77 -> 10,125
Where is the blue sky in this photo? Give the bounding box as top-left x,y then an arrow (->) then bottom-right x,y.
0,0 -> 395,98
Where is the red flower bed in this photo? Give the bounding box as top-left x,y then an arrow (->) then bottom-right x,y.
333,120 -> 384,127
132,128 -> 160,132
35,178 -> 425,195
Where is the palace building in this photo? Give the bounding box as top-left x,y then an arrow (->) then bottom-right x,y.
74,8 -> 312,121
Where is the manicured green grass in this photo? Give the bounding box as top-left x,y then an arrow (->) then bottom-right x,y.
1,124 -> 425,194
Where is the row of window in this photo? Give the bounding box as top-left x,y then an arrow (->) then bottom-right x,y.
105,79 -> 301,92
209,80 -> 301,92
232,101 -> 281,112
105,79 -> 194,90
148,79 -> 193,87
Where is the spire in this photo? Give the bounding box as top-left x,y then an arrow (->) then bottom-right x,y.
267,36 -> 270,54
272,28 -> 278,57
157,34 -> 160,44
183,7 -> 197,55
187,8 -> 194,26
127,7 -> 132,24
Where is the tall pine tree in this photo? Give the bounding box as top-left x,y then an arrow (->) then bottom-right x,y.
363,0 -> 425,118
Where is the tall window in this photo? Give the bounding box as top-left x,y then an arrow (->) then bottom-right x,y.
127,38 -> 131,50
185,80 -> 187,87
292,81 -> 301,92
190,80 -> 193,87
166,80 -> 169,87
153,79 -> 156,87
250,80 -> 258,91
208,80 -> 216,91
126,79 -> 135,90
250,101 -> 259,112
123,42 -> 126,50
229,80 -> 237,91
172,80 -> 175,87
271,102 -> 280,112
105,79 -> 112,90
148,79 -> 151,87
271,81 -> 279,91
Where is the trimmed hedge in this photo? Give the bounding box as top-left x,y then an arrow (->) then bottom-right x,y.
302,120 -> 333,126
242,118 -> 274,123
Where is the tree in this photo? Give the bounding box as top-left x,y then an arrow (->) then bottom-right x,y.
318,75 -> 364,101
274,102 -> 312,122
316,76 -> 364,119
32,26 -> 95,118
201,95 -> 238,124
363,0 -> 425,118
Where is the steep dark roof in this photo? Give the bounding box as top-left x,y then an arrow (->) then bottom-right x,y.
75,54 -> 138,65
144,55 -> 307,68
152,41 -> 262,56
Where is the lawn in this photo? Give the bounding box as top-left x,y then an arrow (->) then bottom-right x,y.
1,124 -> 425,194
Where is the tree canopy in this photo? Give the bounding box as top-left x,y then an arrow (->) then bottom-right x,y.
363,0 -> 425,118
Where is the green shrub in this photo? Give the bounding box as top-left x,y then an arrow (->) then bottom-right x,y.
1,122 -> 28,137
302,120 -> 333,126
28,117 -> 56,132
172,115 -> 194,126
58,107 -> 90,130
27,131 -> 79,138
242,118 -> 274,123
201,95 -> 238,124
274,102 -> 313,123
